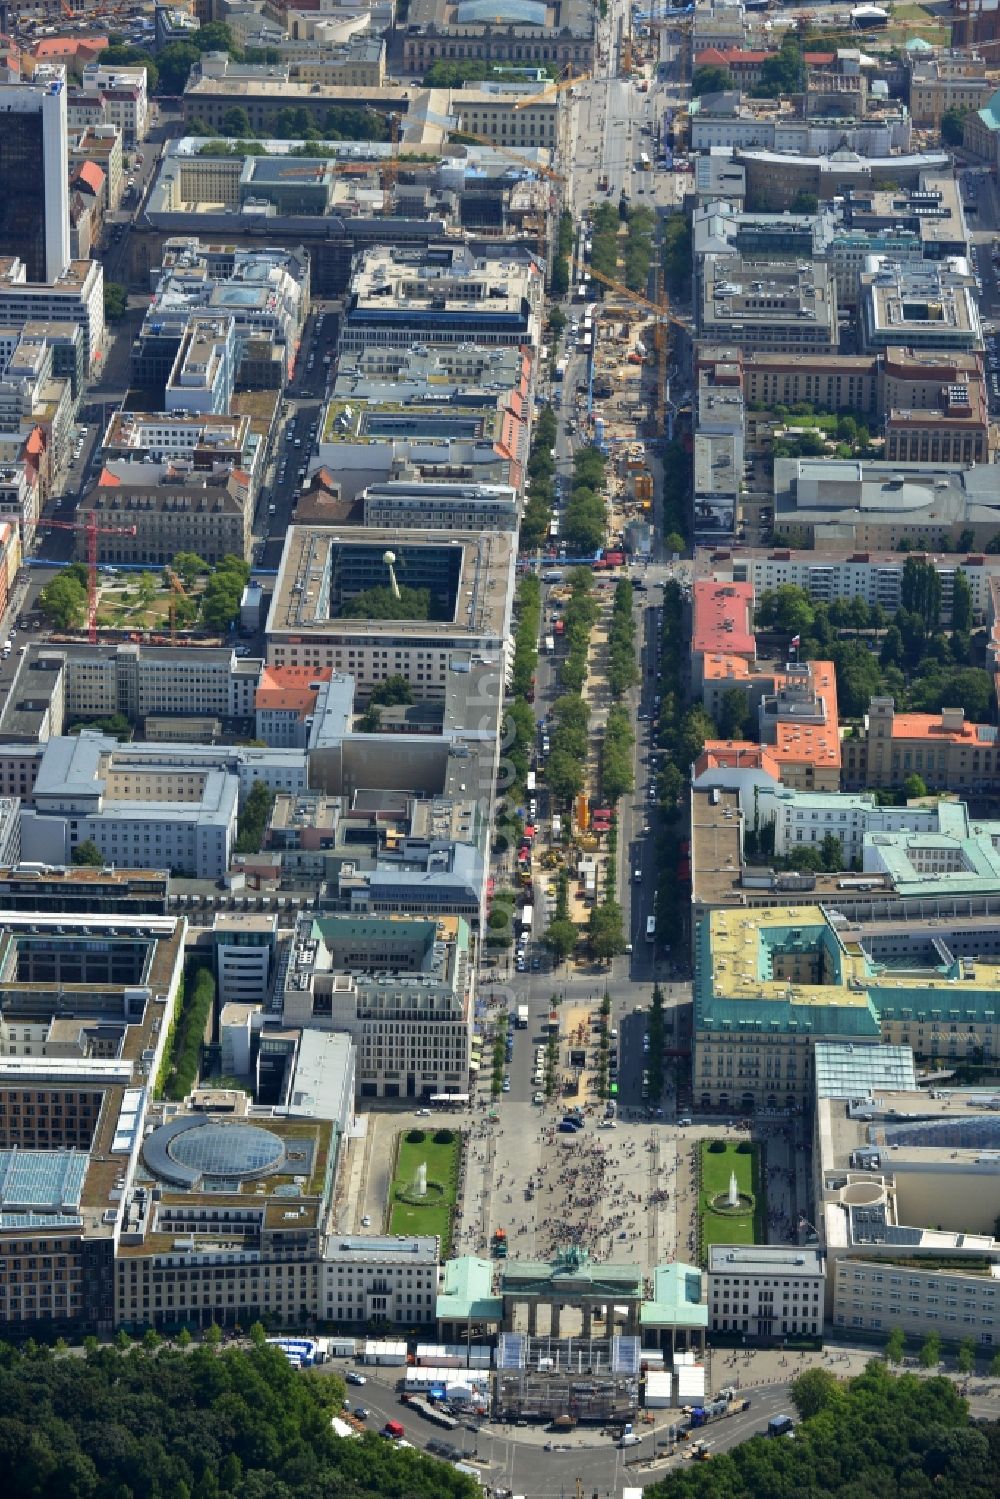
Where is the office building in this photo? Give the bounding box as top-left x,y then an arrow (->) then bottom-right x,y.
281,912 -> 474,1099
20,734 -> 240,879
0,72 -> 70,283
213,911 -> 277,1007
771,456 -> 1000,552
361,480 -> 518,534
861,257 -> 982,354
699,255 -> 838,355
340,242 -> 543,354
322,1235 -> 439,1327
842,698 -> 1000,794
707,1246 -> 825,1339
0,257 -> 104,372
0,912 -> 185,1337
266,524 -> 515,690
817,1083 -> 1000,1346
79,461 -> 252,567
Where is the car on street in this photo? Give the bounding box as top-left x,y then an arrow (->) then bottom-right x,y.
502,1076 -> 511,1092
533,1091 -> 545,1104
354,1407 -> 369,1421
346,1371 -> 367,1385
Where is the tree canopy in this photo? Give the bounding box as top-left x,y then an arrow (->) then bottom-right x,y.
646,1360 -> 997,1499
0,1339 -> 478,1499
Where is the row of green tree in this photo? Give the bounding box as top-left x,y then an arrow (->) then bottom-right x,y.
550,209 -> 575,299
159,965 -> 215,1101
660,437 -> 691,549
600,703 -> 635,805
186,105 -> 390,143
521,403 -> 558,550
0,1336 -> 477,1499
558,567 -> 599,694
623,205 -> 657,295
607,577 -> 640,698
564,444 -> 610,554
588,201 -> 621,285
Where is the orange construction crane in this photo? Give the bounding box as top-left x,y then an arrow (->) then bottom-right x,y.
36,516 -> 138,644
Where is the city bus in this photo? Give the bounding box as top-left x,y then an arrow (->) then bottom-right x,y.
646,915 -> 656,944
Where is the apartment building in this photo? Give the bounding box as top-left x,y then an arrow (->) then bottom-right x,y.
80,63 -> 148,142
727,547 -> 994,626
708,1246 -> 825,1339
69,124 -> 124,213
322,1235 -> 439,1327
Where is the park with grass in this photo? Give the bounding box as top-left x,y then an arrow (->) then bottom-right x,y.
389,1128 -> 461,1254
697,1138 -> 766,1261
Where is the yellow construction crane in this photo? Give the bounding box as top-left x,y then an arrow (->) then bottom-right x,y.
454,128 -> 566,183
513,67 -> 592,109
569,254 -> 684,433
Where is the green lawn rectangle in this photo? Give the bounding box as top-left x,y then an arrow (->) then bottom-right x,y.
698,1140 -> 765,1258
388,1131 -> 460,1255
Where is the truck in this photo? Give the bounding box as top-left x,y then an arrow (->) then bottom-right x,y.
544,635 -> 555,654
492,1228 -> 509,1258
402,1393 -> 460,1429
767,1414 -> 794,1438
554,358 -> 567,382
519,905 -> 534,935
381,1420 -> 405,1441
516,1004 -> 530,1029
554,617 -> 565,636
551,814 -> 562,841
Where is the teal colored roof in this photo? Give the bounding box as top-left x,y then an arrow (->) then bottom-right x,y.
501,1258 -> 642,1296
976,89 -> 1000,132
641,1263 -> 709,1330
905,36 -> 934,51
436,1256 -> 502,1322
699,994 -> 882,1038
869,985 -> 1000,1025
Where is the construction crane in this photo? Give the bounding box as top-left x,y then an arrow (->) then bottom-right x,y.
454,128 -> 566,183
569,255 -> 685,434
36,515 -> 138,645
513,67 -> 592,109
165,565 -> 189,641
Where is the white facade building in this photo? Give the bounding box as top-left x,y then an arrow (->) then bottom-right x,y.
708,1245 -> 826,1339
322,1235 -> 439,1326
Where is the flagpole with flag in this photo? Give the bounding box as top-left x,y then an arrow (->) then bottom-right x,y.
790,634 -> 800,660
